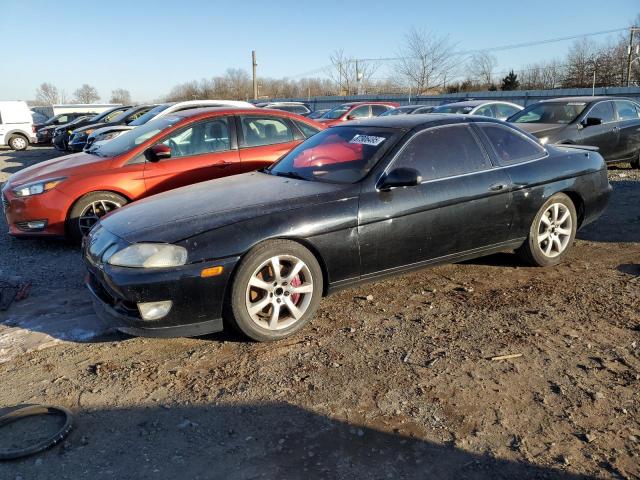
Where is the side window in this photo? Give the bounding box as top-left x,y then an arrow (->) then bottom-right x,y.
371,105 -> 390,116
480,124 -> 546,166
128,108 -> 151,122
495,104 -> 520,119
474,104 -> 494,117
241,116 -> 294,147
587,101 -> 615,123
348,105 -> 370,119
394,125 -> 491,181
615,100 -> 640,121
104,110 -> 126,122
162,118 -> 230,158
58,115 -> 69,123
294,120 -> 320,138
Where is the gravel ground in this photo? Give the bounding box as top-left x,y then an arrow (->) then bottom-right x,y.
0,146 -> 638,479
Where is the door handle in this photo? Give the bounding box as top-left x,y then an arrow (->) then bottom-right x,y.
489,183 -> 507,191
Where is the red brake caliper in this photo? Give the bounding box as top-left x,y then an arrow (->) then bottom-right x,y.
290,275 -> 302,304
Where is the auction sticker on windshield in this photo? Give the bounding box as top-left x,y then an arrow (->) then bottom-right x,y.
349,135 -> 386,146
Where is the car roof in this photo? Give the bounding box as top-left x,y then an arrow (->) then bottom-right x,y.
170,107 -> 318,121
341,101 -> 397,106
331,113 -> 503,129
439,100 -> 517,107
539,96 -> 632,103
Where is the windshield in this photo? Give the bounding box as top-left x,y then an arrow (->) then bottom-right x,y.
87,115 -> 182,157
380,107 -> 413,116
129,104 -> 171,126
267,126 -> 401,184
509,102 -> 587,124
321,105 -> 351,120
433,104 -> 474,114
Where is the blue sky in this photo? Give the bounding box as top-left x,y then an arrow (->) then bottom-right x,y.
1,0 -> 636,102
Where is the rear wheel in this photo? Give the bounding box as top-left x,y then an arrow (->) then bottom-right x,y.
67,191 -> 127,243
8,135 -> 28,151
517,193 -> 577,267
225,240 -> 323,341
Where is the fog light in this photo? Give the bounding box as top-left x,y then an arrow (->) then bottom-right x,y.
137,300 -> 172,321
16,220 -> 47,231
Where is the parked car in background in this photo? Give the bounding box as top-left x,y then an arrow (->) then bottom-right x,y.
256,102 -> 312,116
379,105 -> 436,116
433,100 -> 523,120
68,105 -> 154,152
81,114 -> 611,341
316,102 -> 400,126
83,100 -> 256,151
2,108 -> 324,241
0,101 -> 36,150
508,96 -> 640,168
31,110 -> 49,125
51,106 -> 132,151
307,109 -> 330,119
36,112 -> 97,144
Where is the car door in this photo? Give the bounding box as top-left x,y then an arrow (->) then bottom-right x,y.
143,116 -> 240,196
345,105 -> 371,121
613,100 -> 640,161
236,115 -> 301,170
578,101 -> 619,161
474,122 -> 553,240
357,123 -> 513,276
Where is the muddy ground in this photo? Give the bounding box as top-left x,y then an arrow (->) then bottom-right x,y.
0,146 -> 638,479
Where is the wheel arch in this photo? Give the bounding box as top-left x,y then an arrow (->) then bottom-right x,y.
65,189 -> 132,221
5,130 -> 30,145
560,190 -> 585,228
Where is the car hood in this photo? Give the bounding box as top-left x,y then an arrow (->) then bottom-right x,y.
7,152 -> 110,187
73,123 -> 104,134
512,123 -> 567,137
91,125 -> 134,136
101,171 -> 353,243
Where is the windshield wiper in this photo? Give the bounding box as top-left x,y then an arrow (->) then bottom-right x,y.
274,171 -> 307,181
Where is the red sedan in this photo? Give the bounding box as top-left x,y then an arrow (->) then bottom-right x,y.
316,101 -> 399,126
2,108 -> 324,241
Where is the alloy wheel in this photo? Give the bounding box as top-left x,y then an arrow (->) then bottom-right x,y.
537,202 -> 572,258
78,200 -> 122,236
245,255 -> 314,330
11,137 -> 27,150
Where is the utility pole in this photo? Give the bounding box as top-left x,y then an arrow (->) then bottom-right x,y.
355,60 -> 361,95
626,27 -> 639,87
252,50 -> 258,100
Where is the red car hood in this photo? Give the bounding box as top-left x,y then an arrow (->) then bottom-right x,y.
7,152 -> 112,187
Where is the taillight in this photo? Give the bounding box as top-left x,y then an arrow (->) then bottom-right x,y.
32,125 -> 36,133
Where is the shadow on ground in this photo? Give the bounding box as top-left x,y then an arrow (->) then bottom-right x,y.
0,402 -> 598,479
0,146 -> 66,178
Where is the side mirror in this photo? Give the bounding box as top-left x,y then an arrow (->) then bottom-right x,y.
583,117 -> 602,128
379,168 -> 422,191
346,114 -> 356,121
145,144 -> 171,162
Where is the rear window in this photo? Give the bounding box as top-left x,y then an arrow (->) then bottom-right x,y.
480,124 -> 546,165
294,120 -> 321,138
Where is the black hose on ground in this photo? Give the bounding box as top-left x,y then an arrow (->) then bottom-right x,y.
0,405 -> 73,460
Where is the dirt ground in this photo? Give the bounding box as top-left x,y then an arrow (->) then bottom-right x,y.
0,146 -> 638,479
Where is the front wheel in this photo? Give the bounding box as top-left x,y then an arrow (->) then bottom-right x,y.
67,191 -> 127,243
517,193 -> 577,267
225,240 -> 323,341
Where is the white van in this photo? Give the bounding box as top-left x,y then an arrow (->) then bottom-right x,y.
0,101 -> 36,150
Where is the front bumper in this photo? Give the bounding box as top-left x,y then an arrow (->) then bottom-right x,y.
68,136 -> 88,152
1,184 -> 70,237
83,229 -> 239,337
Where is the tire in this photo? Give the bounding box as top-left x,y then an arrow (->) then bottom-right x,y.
631,151 -> 640,169
8,135 -> 28,151
225,239 -> 323,342
517,193 -> 577,267
67,191 -> 128,243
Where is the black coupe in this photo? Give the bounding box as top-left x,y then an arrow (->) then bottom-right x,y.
508,96 -> 640,168
83,115 -> 611,341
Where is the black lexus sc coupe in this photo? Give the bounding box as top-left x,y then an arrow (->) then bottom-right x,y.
83,114 -> 611,342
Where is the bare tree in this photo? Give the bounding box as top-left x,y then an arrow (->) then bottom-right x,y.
73,84 -> 100,103
110,88 -> 131,104
328,49 -> 378,95
34,82 -> 59,105
469,52 -> 497,87
395,27 -> 457,94
562,38 -> 597,88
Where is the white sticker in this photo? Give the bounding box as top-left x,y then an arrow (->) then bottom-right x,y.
349,134 -> 386,146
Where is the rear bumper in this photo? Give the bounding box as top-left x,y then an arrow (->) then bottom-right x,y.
84,253 -> 239,338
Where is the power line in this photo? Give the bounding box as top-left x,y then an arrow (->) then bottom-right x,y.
290,26 -> 628,78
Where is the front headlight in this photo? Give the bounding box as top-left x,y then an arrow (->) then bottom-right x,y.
96,131 -> 122,141
539,136 -> 549,145
12,177 -> 66,197
107,243 -> 188,268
